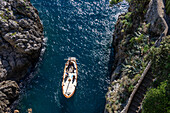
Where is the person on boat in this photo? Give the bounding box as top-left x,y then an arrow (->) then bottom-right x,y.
69,61 -> 74,67
72,75 -> 75,83
64,73 -> 69,82
67,61 -> 75,73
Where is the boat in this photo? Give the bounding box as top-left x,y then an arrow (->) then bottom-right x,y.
62,57 -> 78,98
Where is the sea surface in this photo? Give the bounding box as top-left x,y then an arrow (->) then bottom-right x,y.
17,0 -> 128,113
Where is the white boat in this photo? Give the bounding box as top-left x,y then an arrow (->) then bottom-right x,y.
62,57 -> 78,98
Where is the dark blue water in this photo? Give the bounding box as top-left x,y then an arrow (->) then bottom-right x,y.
17,0 -> 128,113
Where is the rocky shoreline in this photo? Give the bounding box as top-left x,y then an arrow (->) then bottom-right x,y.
0,0 -> 44,112
105,0 -> 169,112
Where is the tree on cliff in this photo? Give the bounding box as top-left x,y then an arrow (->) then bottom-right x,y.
142,81 -> 170,113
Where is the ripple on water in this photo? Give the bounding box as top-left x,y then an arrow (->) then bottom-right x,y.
17,0 -> 129,113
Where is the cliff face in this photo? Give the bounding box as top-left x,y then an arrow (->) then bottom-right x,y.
105,0 -> 169,112
0,0 -> 44,112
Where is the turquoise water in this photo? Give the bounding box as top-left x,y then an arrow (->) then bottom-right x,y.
17,0 -> 128,113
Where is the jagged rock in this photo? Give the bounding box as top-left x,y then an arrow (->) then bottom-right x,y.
2,60 -> 9,68
0,21 -> 9,32
8,20 -> 19,30
19,19 -> 31,28
0,0 -> 44,112
0,81 -> 19,113
0,81 -> 20,99
0,59 -> 7,81
0,0 -> 43,81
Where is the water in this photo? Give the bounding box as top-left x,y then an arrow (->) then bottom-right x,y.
17,0 -> 128,113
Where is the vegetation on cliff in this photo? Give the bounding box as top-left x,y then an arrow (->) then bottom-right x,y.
143,81 -> 169,113
142,36 -> 170,113
109,0 -> 123,6
105,0 -> 169,112
109,0 -> 132,6
105,0 -> 151,112
165,0 -> 170,16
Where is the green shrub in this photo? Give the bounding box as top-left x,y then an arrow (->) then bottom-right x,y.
121,19 -> 127,24
126,0 -> 132,3
147,36 -> 170,82
125,12 -> 132,21
121,29 -> 124,33
142,36 -> 170,113
133,74 -> 141,82
143,45 -> 149,53
135,34 -> 144,42
109,0 -> 123,6
142,81 -> 170,113
145,23 -> 150,28
128,84 -> 134,92
130,37 -> 135,44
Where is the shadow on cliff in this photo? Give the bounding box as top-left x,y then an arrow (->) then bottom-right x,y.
107,44 -> 115,80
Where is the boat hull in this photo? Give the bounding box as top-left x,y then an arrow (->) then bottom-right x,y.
62,57 -> 78,98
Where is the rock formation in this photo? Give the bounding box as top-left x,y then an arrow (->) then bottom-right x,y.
0,0 -> 44,112
0,80 -> 19,112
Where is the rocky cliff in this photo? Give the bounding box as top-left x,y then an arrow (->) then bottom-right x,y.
105,0 -> 169,112
0,0 -> 44,112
